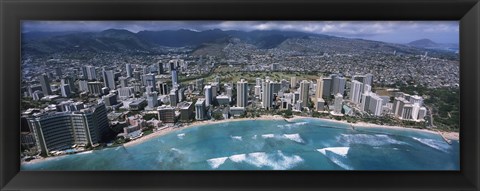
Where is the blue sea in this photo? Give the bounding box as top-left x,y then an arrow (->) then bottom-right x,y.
21,118 -> 460,170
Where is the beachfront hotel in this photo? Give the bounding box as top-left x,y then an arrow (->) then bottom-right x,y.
23,103 -> 109,156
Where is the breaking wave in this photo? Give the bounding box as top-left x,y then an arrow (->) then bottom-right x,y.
317,147 -> 350,157
277,121 -> 308,128
412,137 -> 450,152
317,147 -> 352,170
261,134 -> 275,138
230,136 -> 243,141
337,134 -> 407,146
208,151 -> 303,170
282,133 -> 305,143
207,157 -> 228,169
177,133 -> 185,139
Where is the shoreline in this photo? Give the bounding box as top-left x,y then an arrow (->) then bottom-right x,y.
22,115 -> 458,165
291,116 -> 459,141
123,115 -> 286,147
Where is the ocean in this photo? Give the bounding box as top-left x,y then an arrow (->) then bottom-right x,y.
21,118 -> 460,170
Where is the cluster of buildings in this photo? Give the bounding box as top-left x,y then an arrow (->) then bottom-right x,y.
21,54 -> 431,158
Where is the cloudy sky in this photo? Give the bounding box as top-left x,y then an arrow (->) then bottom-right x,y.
22,21 -> 459,44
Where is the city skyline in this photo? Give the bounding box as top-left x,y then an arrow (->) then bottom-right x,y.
22,21 -> 459,44
20,21 -> 460,170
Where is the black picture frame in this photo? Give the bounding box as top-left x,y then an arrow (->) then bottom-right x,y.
1,0 -> 479,190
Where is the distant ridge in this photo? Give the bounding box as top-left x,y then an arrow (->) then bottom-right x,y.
21,29 -> 458,60
407,38 -> 439,48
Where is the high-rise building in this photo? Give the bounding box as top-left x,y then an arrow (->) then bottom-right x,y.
158,82 -> 169,95
157,105 -> 176,123
28,85 -> 43,97
392,97 -> 408,117
401,104 -> 414,120
39,74 -> 52,95
195,98 -> 207,120
204,85 -> 213,107
169,89 -> 178,107
196,78 -> 204,91
142,66 -> 150,75
60,84 -> 71,97
409,95 -> 424,105
103,93 -> 118,106
315,98 -> 325,112
143,74 -> 156,91
290,77 -> 297,88
254,85 -> 261,97
411,103 -> 421,121
87,82 -> 103,95
126,64 -> 133,78
211,82 -> 219,98
156,61 -> 163,74
418,107 -> 427,121
78,80 -> 88,92
28,104 -> 109,156
86,66 -> 97,80
133,70 -> 142,81
262,80 -> 274,110
236,79 -> 248,107
146,91 -> 159,108
226,86 -> 233,101
272,82 -> 282,95
32,90 -> 44,101
333,93 -> 343,114
332,76 -> 346,96
256,78 -> 262,86
171,69 -> 178,86
368,94 -> 383,116
299,80 -> 310,108
102,69 -> 116,90
81,66 -> 89,80
315,78 -> 324,98
61,77 -> 76,93
118,87 -> 134,99
178,102 -> 194,122
363,84 -> 372,93
349,80 -> 363,105
119,77 -> 129,88
322,77 -> 332,98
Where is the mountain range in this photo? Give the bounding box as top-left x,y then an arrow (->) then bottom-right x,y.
407,38 -> 458,52
21,29 -> 458,60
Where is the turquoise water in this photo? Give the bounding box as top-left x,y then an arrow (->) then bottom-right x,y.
21,118 -> 460,170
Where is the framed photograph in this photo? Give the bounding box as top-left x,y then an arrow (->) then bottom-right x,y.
1,0 -> 479,190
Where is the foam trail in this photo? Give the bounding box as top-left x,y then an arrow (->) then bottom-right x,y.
262,134 -> 275,138
283,133 -> 305,143
337,134 -> 407,146
412,137 -> 449,152
230,136 -> 243,141
229,154 -> 246,162
329,155 -> 353,170
317,147 -> 350,157
228,151 -> 303,170
177,133 -> 185,139
207,157 -> 228,169
77,150 -> 93,155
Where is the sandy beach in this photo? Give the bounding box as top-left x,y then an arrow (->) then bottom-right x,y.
125,114 -> 459,148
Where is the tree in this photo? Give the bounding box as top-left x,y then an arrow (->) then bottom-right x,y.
212,113 -> 223,120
